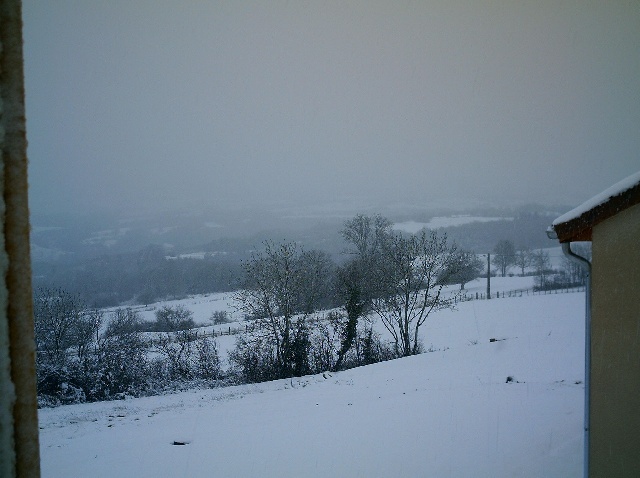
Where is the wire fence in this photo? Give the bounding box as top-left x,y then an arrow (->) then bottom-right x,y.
148,322 -> 265,344
181,285 -> 588,341
454,285 -> 586,303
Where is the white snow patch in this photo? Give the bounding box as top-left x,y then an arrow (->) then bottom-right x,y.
150,227 -> 176,235
204,222 -> 224,229
393,216 -> 510,234
41,290 -> 586,477
125,292 -> 241,325
166,251 -> 229,260
82,228 -> 131,247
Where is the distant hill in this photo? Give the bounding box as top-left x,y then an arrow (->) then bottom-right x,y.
30,203 -> 567,307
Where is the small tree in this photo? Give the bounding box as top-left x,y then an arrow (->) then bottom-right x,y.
531,249 -> 551,290
492,240 -> 516,277
360,327 -> 389,365
33,288 -> 88,370
514,247 -> 532,276
95,308 -> 149,399
341,214 -> 392,258
560,243 -> 591,286
233,241 -> 333,379
341,214 -> 393,301
332,260 -> 368,371
210,310 -> 230,325
296,249 -> 337,314
153,305 -> 196,332
155,329 -> 198,381
333,215 -> 393,368
372,230 -> 460,357
228,333 -> 279,383
439,250 -> 483,290
309,314 -> 341,372
194,337 -> 222,381
33,288 -> 100,404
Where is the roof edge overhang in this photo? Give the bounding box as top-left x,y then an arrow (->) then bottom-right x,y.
552,180 -> 640,243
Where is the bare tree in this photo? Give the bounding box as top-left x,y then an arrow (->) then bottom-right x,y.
33,288 -> 89,369
561,243 -> 591,285
296,249 -> 337,314
194,337 -> 222,381
492,240 -> 516,277
531,249 -> 551,290
372,230 -> 460,357
342,214 -> 392,256
97,308 -> 149,397
333,215 -> 393,367
76,309 -> 103,363
233,241 -> 329,378
439,250 -> 483,290
514,246 -> 532,276
153,305 -> 196,332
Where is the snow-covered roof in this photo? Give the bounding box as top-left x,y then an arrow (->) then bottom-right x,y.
551,170 -> 640,243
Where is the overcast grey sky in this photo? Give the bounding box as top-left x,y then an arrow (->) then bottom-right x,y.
22,1 -> 640,216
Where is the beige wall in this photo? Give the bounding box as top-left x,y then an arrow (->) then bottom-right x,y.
590,202 -> 640,477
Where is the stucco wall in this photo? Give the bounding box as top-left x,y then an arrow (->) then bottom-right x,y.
590,202 -> 640,477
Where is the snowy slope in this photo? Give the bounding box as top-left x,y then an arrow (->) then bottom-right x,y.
39,291 -> 585,477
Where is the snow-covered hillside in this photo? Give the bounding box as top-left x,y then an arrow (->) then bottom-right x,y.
38,286 -> 586,477
393,215 -> 510,234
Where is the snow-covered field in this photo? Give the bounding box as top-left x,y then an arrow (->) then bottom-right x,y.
393,216 -> 510,234
38,281 -> 586,477
132,292 -> 241,324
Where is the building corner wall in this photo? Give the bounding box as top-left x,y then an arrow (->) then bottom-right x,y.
590,202 -> 640,477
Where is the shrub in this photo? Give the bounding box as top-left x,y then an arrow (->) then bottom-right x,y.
153,305 -> 196,331
210,310 -> 231,325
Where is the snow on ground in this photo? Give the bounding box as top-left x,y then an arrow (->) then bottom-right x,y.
166,251 -> 230,260
393,216 -> 510,234
113,292 -> 242,325
39,288 -> 586,477
128,275 -> 545,326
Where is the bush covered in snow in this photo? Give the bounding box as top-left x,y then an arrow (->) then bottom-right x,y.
34,290 -> 224,407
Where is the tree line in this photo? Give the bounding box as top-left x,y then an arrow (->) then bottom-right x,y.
32,245 -> 244,308
228,215 -> 479,382
32,210 -> 561,309
35,215 -> 480,404
490,239 -> 590,290
35,214 -> 583,405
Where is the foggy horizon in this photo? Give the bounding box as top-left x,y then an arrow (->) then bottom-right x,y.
22,1 -> 640,218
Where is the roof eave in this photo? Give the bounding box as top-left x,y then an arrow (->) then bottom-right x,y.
552,183 -> 640,243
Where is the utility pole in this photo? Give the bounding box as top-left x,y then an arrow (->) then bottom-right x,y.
486,253 -> 491,299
